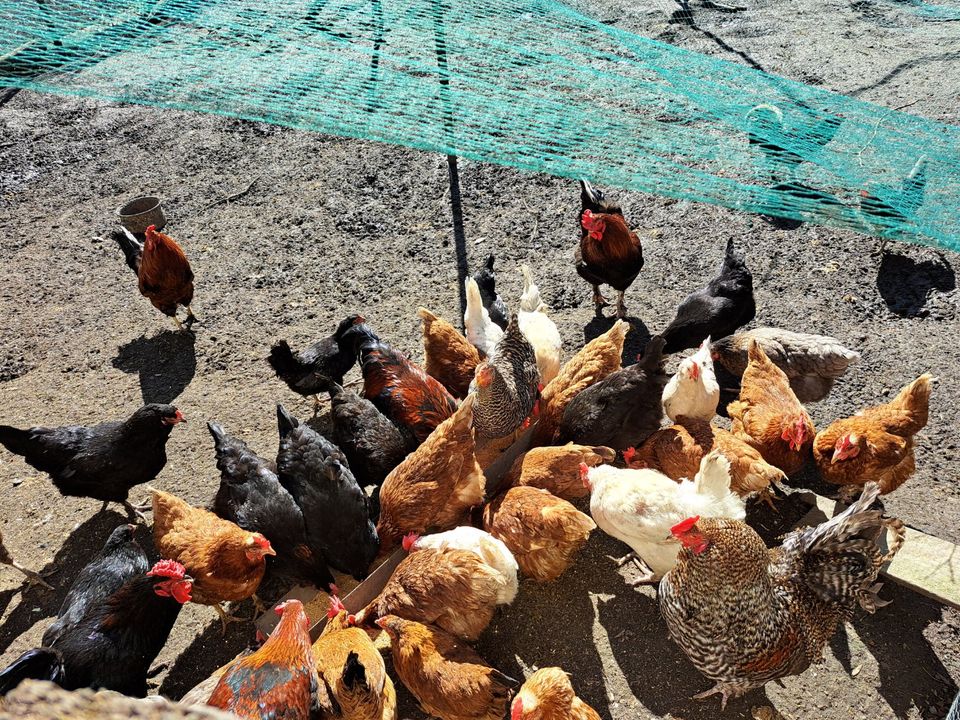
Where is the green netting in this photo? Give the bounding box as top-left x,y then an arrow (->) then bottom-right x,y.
1,0 -> 959,249
888,0 -> 960,21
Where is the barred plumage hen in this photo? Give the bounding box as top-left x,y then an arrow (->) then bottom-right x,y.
659,482 -> 904,708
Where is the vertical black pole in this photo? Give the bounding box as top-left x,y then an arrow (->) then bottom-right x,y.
432,0 -> 469,329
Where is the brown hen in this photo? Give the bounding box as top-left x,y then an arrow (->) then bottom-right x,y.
504,444 -> 615,500
115,225 -> 196,329
418,307 -> 480,398
483,486 -> 595,582
511,667 -> 601,720
376,615 -> 517,720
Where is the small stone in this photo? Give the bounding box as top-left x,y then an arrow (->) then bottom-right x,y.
12,478 -> 22,487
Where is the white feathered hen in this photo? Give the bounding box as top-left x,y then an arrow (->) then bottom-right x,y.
517,264 -> 562,385
662,337 -> 720,422
464,276 -> 503,357
584,450 -> 745,583
402,526 -> 519,605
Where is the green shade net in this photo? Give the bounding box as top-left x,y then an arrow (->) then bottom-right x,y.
1,0 -> 958,249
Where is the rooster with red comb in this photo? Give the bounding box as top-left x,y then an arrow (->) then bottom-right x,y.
114,223 -> 196,330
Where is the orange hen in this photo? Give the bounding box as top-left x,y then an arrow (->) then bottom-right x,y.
512,667 -> 601,720
116,224 -> 196,329
504,443 -> 615,500
727,340 -> 815,476
418,307 -> 480,398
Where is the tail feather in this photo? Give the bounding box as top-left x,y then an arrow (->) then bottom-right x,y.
637,336 -> 666,371
267,340 -> 302,379
880,373 -> 933,435
206,421 -> 228,449
0,425 -> 34,459
0,648 -> 65,696
276,404 -> 300,438
113,228 -> 143,275
693,450 -> 733,498
341,651 -> 368,691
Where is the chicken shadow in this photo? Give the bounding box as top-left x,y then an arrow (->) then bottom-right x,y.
583,315 -> 652,367
0,510 -> 148,654
876,250 -> 955,318
845,581 -> 958,719
112,330 -> 197,405
474,526 -> 627,720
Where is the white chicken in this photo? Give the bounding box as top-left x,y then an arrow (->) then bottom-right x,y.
584,450 -> 745,584
465,276 -> 504,357
517,264 -> 562,385
402,526 -> 519,604
661,337 -> 719,422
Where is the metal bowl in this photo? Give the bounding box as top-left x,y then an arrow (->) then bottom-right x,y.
117,196 -> 166,234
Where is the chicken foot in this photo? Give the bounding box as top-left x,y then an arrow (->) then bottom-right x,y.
615,291 -> 627,319
612,551 -> 658,586
4,560 -> 53,590
98,500 -> 150,523
592,285 -> 610,314
691,682 -> 739,711
213,603 -> 252,635
251,594 -> 268,615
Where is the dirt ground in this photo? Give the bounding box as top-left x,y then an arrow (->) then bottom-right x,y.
1,0 -> 959,718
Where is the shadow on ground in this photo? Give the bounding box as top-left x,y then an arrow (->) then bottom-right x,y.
112,330 -> 197,404
877,250 -> 955,318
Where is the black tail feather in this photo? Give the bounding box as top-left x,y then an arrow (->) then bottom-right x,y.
0,425 -> 33,459
276,404 -> 300,438
268,340 -> 302,379
0,648 -> 65,696
113,228 -> 143,275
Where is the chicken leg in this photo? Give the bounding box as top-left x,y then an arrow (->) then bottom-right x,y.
4,559 -> 53,590
213,603 -> 251,635
123,499 -> 151,523
592,285 -> 610,313
615,291 -> 627,319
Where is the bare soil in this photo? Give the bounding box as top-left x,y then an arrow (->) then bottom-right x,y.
1,0 -> 958,717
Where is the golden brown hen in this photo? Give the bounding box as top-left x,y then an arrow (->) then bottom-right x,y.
511,667 -> 601,720
418,307 -> 480,398
152,489 -> 274,633
813,373 -> 932,498
727,340 -> 815,476
483,486 -> 595,582
375,397 -> 484,553
376,615 -> 517,720
504,444 -> 614,500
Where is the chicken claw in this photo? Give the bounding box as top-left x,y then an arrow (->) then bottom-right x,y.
692,683 -> 737,711
10,561 -> 53,591
592,285 -> 610,312
123,499 -> 151,523
613,551 -> 638,567
251,594 -> 268,615
759,487 -> 779,513
214,603 -> 251,635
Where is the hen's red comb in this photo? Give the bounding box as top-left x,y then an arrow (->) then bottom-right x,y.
147,559 -> 186,580
327,595 -> 347,619
671,516 -> 700,536
402,532 -> 420,552
623,447 -> 636,464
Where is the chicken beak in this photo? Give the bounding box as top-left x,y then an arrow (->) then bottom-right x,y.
831,448 -> 842,464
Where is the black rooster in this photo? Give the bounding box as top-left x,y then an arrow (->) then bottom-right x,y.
276,405 -> 380,581
661,239 -> 755,354
208,421 -> 336,592
0,525 -> 192,697
0,405 -> 184,519
268,314 -> 366,413
472,255 -> 509,330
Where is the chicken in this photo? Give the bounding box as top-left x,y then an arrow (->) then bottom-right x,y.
328,381 -> 407,504
511,667 -> 601,720
575,180 -> 643,318
114,225 -> 196,329
0,404 -> 184,520
376,616 -> 517,720
503,444 -> 615,501
0,526 -> 192,697
0,680 -> 236,720
711,327 -> 860,403
813,373 -> 932,498
473,255 -> 509,330
418,307 -> 480,398
727,340 -> 815,476
152,489 -> 274,632
471,314 -> 540,439
402,527 -> 519,605
630,416 -> 786,502
351,547 -> 504,641
208,421 -> 335,592
483,487 -> 594,582
268,314 -> 366,413
585,451 -> 745,583
375,397 -> 484,553
532,320 -> 628,446
662,337 -> 719,422
465,277 -> 504,357
343,322 -> 458,449
517,265 -> 562,385
0,527 -> 51,590
313,597 -> 397,720
659,483 -> 905,708
277,405 -> 379,581
660,238 -> 755,354
555,336 -> 667,450
207,599 -> 316,720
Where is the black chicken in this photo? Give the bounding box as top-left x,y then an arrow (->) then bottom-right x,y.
328,382 -> 407,517
268,314 -> 366,413
472,255 -> 509,330
0,525 -> 192,697
660,239 -> 755,354
208,421 -> 336,592
276,405 -> 380,581
556,336 -> 668,450
0,405 -> 184,519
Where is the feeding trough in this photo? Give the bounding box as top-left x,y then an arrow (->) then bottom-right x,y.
116,195 -> 166,234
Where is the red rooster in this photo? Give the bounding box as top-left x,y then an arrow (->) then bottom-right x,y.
207,599 -> 317,720
115,224 -> 196,329
342,321 -> 457,449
